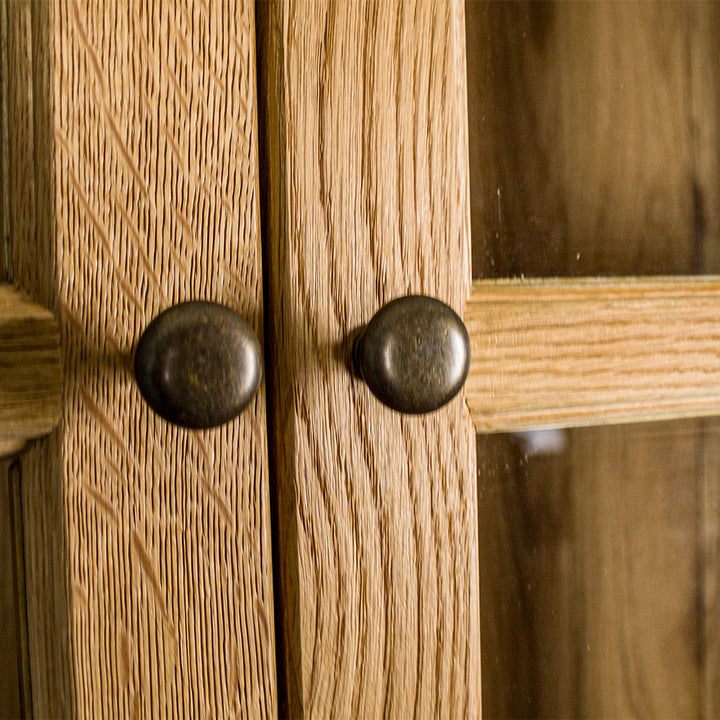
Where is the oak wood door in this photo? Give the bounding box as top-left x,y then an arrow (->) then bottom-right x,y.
3,1 -> 277,717
258,3 -> 479,717
1,1 -> 480,718
5,1 -> 720,718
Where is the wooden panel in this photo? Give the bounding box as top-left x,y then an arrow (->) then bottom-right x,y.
702,420 -> 720,717
467,6 -> 570,715
0,461 -> 22,719
466,276 -> 720,432
558,2 -> 693,276
691,5 -> 720,280
689,6 -> 720,716
475,434 -> 576,716
257,2 -> 479,718
557,6 -> 703,714
0,284 -> 62,457
468,2 -> 715,717
0,0 -> 9,280
469,0 -> 694,279
7,1 -> 276,717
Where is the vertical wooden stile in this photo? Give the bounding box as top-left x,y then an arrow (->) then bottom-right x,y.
257,2 -> 480,718
5,1 -> 277,716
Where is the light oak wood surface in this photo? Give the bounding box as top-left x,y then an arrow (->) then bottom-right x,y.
0,283 -> 62,457
10,0 -> 720,717
257,1 -> 480,717
466,276 -> 720,432
5,1 -> 276,717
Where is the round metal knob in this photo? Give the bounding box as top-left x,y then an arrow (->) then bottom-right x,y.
134,301 -> 262,429
352,295 -> 470,414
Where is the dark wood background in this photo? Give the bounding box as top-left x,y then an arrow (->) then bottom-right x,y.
468,2 -> 720,717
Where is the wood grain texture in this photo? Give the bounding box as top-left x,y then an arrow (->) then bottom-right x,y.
684,7 -> 720,716
468,1 -> 694,279
8,461 -> 32,718
467,1 -> 567,278
466,276 -> 720,432
691,4 -> 720,292
702,420 -> 720,717
0,283 -> 62,457
475,432 -> 580,717
7,1 -> 276,716
0,0 -> 9,280
558,2 -> 694,276
1,6 -> 34,717
257,2 -> 479,718
536,10 -> 708,716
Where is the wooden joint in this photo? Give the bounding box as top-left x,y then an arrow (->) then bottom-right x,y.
0,283 -> 61,457
465,276 -> 720,432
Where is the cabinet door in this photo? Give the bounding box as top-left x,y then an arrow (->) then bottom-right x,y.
3,1 -> 276,717
9,1 -> 720,718
257,2 -> 480,718
2,1 -> 481,718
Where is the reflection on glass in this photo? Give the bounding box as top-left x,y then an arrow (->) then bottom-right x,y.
466,1 -> 720,279
477,420 -> 718,718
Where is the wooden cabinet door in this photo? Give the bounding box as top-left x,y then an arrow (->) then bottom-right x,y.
1,1 -> 481,718
257,2 -> 480,718
3,1 -> 276,717
6,1 -> 720,718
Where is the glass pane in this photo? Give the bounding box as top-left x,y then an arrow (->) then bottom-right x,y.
467,2 -> 720,717
466,0 -> 720,279
477,419 -> 718,718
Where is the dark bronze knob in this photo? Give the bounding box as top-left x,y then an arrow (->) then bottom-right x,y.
134,301 -> 262,428
352,295 -> 470,414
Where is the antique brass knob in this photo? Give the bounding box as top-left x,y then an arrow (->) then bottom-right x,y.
352,295 -> 470,414
134,301 -> 262,428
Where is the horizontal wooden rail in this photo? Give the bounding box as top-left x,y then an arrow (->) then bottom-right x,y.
0,284 -> 62,457
465,277 -> 720,432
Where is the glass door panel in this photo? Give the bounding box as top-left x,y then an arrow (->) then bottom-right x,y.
477,419 -> 720,718
466,2 -> 720,716
467,0 -> 720,279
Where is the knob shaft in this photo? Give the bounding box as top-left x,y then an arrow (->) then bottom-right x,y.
134,301 -> 262,428
353,295 -> 470,414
